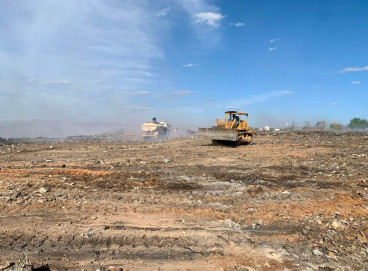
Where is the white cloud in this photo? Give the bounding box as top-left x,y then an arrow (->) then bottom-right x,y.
0,1 -> 164,122
330,102 -> 338,106
182,63 -> 197,68
231,22 -> 244,27
157,7 -> 170,17
28,78 -> 74,85
339,65 -> 368,73
281,90 -> 295,94
194,12 -> 224,28
171,90 -> 192,95
178,0 -> 218,18
268,47 -> 277,51
129,105 -> 155,111
155,96 -> 175,101
352,81 -> 361,84
224,90 -> 294,108
204,97 -> 215,101
176,0 -> 223,44
122,90 -> 150,96
269,39 -> 280,43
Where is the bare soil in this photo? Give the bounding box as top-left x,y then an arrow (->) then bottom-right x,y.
0,132 -> 367,270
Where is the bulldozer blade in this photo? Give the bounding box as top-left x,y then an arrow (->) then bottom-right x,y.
198,128 -> 238,142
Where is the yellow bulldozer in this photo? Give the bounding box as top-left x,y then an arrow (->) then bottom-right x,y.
198,111 -> 254,145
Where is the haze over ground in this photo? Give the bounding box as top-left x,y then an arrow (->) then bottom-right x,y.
0,0 -> 367,137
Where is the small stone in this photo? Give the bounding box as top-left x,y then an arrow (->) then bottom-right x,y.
90,215 -> 97,220
332,220 -> 345,230
251,221 -> 262,229
224,219 -> 241,231
39,187 -> 48,193
313,249 -> 323,256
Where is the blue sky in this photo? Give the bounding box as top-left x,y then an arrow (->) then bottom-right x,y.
0,0 -> 367,129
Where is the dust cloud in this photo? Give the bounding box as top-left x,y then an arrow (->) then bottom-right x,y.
0,120 -> 127,138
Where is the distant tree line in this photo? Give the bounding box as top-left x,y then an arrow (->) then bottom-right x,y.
320,118 -> 368,131
348,118 -> 368,129
263,117 -> 368,131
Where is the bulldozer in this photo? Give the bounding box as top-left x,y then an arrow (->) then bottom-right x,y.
198,111 -> 254,145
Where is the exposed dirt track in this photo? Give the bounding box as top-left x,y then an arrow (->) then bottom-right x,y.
0,132 -> 367,270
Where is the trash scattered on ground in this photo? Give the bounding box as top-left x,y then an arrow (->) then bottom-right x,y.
1,132 -> 367,270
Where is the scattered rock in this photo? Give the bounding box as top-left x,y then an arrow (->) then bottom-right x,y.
38,187 -> 49,193
0,259 -> 38,271
251,221 -> 263,229
313,249 -> 324,256
107,267 -> 124,271
332,220 -> 345,230
224,219 -> 242,232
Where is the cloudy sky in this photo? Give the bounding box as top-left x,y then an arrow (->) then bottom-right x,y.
0,0 -> 367,130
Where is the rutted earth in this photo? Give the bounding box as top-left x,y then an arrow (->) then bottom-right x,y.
0,132 -> 367,270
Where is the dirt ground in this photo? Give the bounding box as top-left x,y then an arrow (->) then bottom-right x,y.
0,132 -> 367,271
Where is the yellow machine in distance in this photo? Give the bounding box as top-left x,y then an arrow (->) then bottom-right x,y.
198,111 -> 254,145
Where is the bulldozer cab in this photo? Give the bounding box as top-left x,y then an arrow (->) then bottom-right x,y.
216,111 -> 249,130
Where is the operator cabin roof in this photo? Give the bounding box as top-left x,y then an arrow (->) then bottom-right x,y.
225,111 -> 248,115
